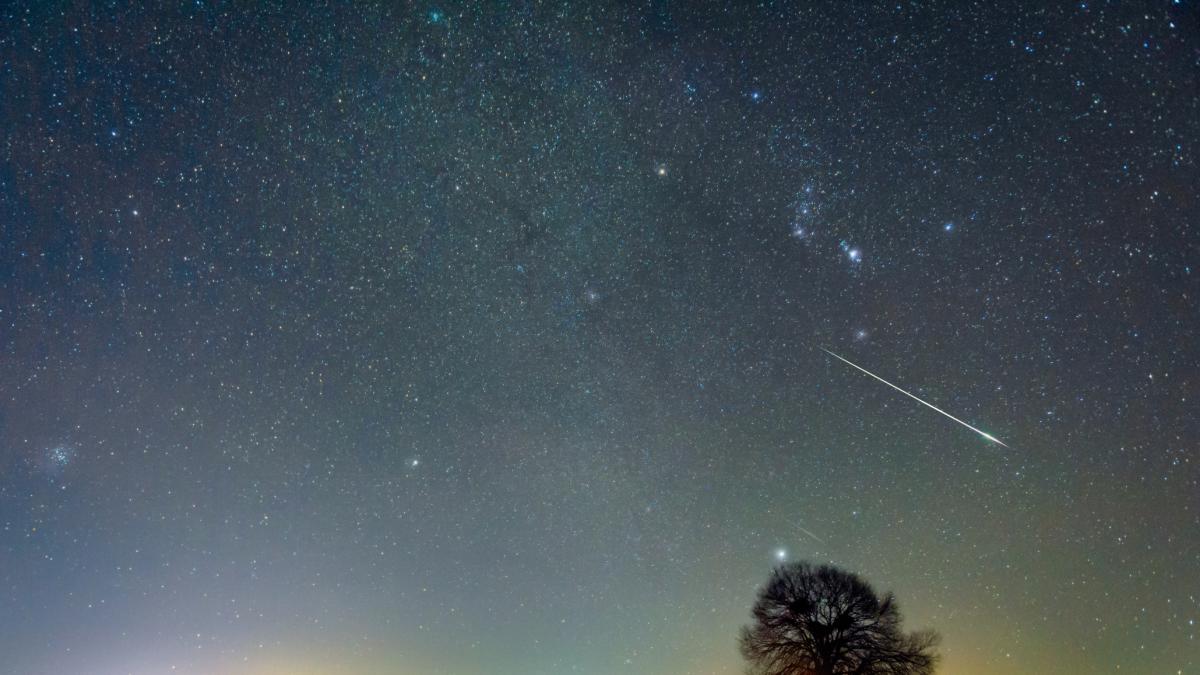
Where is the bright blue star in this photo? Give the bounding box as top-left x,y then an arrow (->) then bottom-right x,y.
838,240 -> 862,263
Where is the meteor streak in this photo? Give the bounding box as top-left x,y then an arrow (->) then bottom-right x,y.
821,347 -> 1009,448
795,524 -> 826,545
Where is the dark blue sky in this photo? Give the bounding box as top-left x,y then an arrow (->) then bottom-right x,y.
1,2 -> 1197,673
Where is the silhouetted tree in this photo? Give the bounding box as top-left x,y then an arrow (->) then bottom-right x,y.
739,561 -> 939,675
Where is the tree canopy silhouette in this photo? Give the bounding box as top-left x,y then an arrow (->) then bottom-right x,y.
739,561 -> 939,675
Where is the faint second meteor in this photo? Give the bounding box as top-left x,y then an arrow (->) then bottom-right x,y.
821,347 -> 1009,448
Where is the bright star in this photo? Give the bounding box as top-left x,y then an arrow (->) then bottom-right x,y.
774,548 -> 788,561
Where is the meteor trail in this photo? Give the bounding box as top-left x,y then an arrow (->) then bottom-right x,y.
795,524 -> 826,545
821,347 -> 1009,448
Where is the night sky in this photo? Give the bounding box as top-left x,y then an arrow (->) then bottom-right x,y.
2,2 -> 1198,674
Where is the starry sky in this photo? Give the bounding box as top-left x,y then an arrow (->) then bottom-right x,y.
1,2 -> 1197,674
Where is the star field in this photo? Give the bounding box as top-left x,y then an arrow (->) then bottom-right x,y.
1,2 -> 1197,674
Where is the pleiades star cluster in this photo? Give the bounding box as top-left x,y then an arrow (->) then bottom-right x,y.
1,2 -> 1196,674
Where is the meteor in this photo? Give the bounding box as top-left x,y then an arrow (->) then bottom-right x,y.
795,524 -> 826,545
820,347 -> 1009,448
